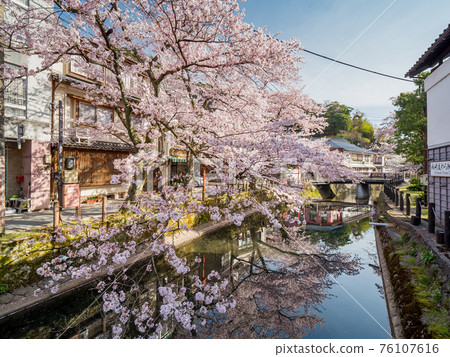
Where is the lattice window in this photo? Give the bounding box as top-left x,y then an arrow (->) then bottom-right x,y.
4,64 -> 26,118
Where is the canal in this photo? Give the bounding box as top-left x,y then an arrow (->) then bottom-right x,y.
0,186 -> 391,338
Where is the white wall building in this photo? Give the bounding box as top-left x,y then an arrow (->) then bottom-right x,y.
406,24 -> 450,222
2,0 -> 53,210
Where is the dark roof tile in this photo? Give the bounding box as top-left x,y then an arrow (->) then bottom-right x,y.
406,24 -> 450,78
60,138 -> 136,152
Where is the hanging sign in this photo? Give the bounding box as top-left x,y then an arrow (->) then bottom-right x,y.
430,161 -> 450,177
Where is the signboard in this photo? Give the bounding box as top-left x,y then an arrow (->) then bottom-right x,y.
430,161 -> 450,177
169,148 -> 187,162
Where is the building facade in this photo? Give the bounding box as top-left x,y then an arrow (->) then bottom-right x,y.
325,138 -> 384,177
406,24 -> 450,223
1,0 -> 53,211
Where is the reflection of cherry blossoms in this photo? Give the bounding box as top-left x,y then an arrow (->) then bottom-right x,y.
177,226 -> 360,338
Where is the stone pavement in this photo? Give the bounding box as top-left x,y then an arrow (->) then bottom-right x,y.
4,199 -> 126,234
381,192 -> 450,278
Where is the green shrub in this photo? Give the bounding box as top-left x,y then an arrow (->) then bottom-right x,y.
431,288 -> 442,303
401,232 -> 411,243
0,283 -> 8,294
407,183 -> 423,191
422,249 -> 436,265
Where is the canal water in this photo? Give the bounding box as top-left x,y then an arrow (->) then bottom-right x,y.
304,219 -> 390,338
0,187 -> 391,338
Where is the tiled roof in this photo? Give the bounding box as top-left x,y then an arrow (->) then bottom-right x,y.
406,24 -> 450,78
60,138 -> 136,152
325,138 -> 372,153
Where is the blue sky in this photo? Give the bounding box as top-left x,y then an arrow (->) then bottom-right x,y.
241,0 -> 450,126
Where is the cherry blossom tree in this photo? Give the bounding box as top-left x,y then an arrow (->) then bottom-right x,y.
371,117 -> 418,174
1,0 -> 358,338
1,0 -> 354,197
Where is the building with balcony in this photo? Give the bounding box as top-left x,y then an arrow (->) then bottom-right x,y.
324,138 -> 384,177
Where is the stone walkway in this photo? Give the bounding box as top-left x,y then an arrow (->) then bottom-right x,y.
4,200 -> 125,234
381,192 -> 450,278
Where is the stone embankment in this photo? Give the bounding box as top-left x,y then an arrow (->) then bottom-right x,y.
374,193 -> 450,339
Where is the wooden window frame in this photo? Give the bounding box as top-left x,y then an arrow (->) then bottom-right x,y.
74,97 -> 114,125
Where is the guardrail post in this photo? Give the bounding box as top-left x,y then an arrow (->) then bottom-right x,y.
53,200 -> 60,230
400,191 -> 404,211
416,197 -> 421,224
445,211 -> 450,249
428,202 -> 435,234
102,196 -> 107,222
406,193 -> 411,216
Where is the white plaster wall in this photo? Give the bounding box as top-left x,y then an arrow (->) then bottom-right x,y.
425,58 -> 450,149
3,0 -> 53,142
4,52 -> 52,142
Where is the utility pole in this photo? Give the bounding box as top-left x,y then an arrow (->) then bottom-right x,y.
0,43 -> 5,235
58,100 -> 63,207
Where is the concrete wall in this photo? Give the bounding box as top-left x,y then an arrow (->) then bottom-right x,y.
18,140 -> 51,210
425,59 -> 450,149
5,143 -> 23,196
30,140 -> 51,210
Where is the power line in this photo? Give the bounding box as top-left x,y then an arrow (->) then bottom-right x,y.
301,48 -> 414,83
303,0 -> 399,92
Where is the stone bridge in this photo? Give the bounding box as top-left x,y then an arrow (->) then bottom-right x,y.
313,174 -> 403,200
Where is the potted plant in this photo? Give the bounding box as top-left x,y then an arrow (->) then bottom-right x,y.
85,195 -> 102,204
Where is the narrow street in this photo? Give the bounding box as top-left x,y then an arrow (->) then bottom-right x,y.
4,200 -> 125,234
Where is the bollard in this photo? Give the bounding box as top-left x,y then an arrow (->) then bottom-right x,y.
53,200 -> 60,230
406,193 -> 411,216
102,196 -> 107,222
436,230 -> 445,244
428,203 -> 435,234
395,189 -> 399,206
416,197 -> 421,225
400,191 -> 404,211
445,211 -> 450,249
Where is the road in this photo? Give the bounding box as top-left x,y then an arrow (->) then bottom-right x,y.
4,200 -> 125,234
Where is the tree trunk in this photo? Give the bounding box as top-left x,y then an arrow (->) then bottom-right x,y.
126,168 -> 148,203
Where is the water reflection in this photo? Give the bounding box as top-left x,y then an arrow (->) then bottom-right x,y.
0,205 -> 390,339
304,201 -> 372,230
175,216 -> 360,338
